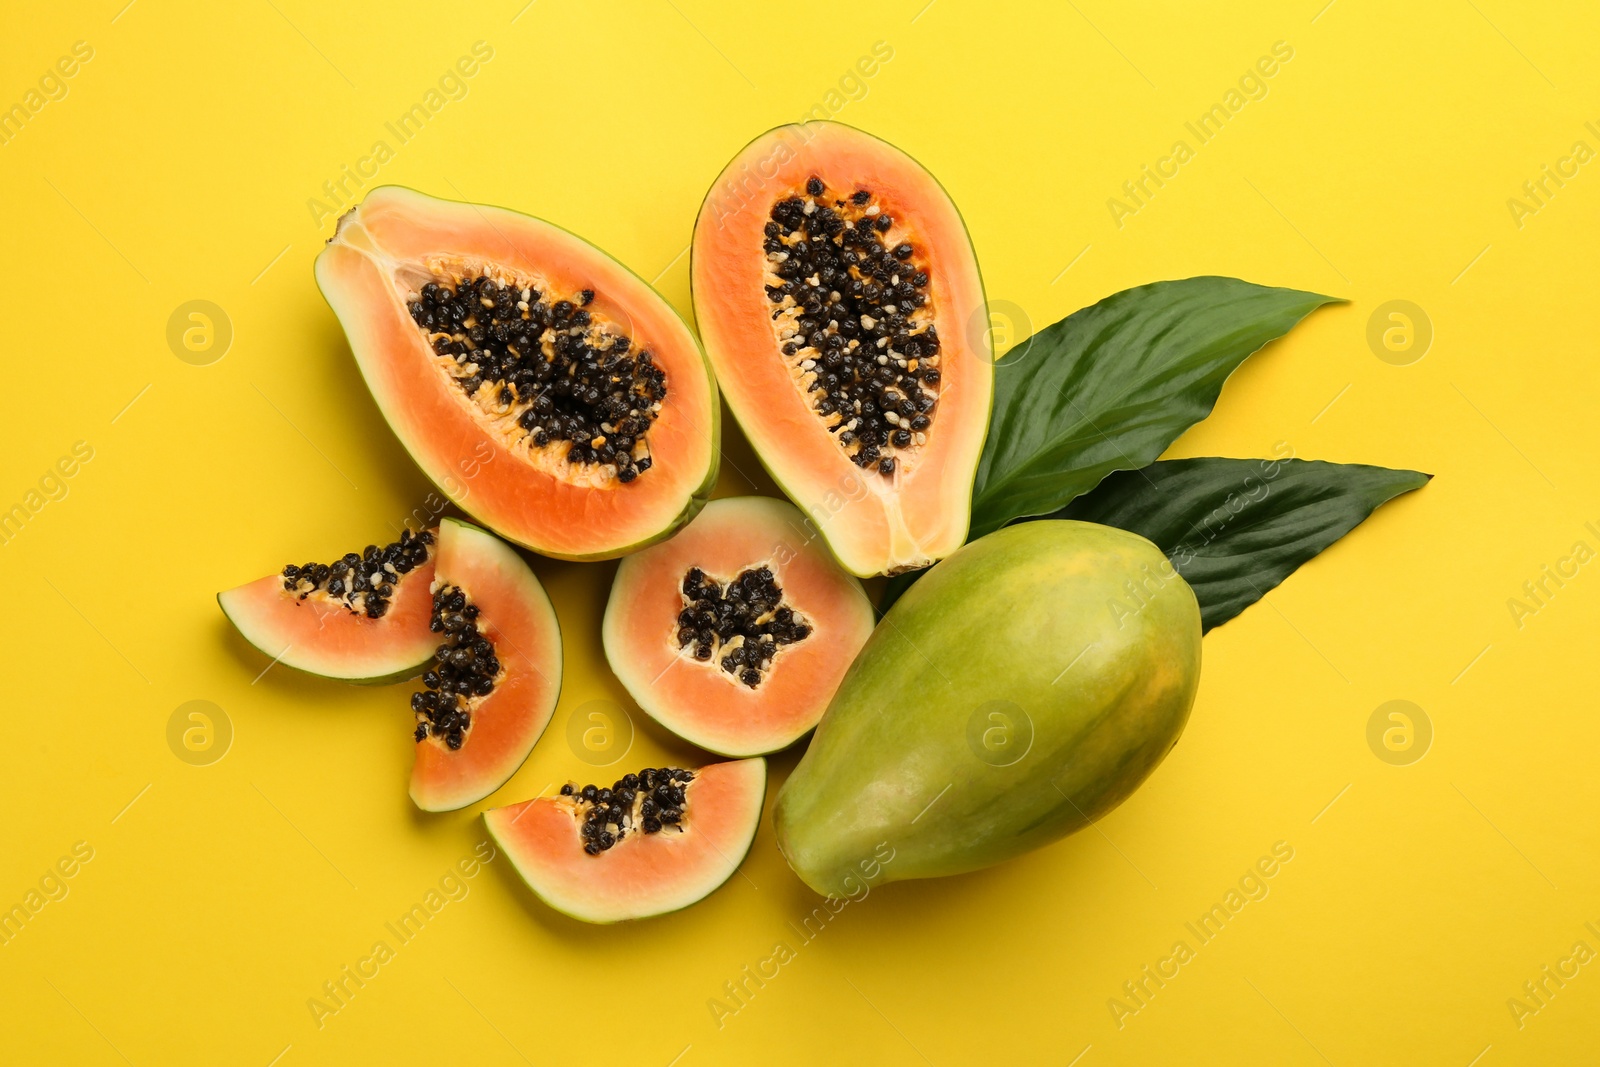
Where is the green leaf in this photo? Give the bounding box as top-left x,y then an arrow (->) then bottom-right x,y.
969,277 -> 1341,541
1051,457 -> 1430,632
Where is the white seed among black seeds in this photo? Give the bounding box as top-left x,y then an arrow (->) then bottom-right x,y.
281,528 -> 433,620
410,585 -> 500,750
560,767 -> 696,856
763,177 -> 940,476
405,276 -> 667,484
675,565 -> 812,688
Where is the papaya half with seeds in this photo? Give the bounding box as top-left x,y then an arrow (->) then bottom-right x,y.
774,521 -> 1202,896
692,122 -> 991,578
315,186 -> 719,562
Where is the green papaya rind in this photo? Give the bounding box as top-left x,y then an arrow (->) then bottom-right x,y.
774,520 -> 1202,896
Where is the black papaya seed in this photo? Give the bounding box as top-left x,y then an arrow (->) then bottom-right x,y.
405,277 -> 665,485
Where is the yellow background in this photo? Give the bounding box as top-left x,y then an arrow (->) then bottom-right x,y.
3,1 -> 1597,1063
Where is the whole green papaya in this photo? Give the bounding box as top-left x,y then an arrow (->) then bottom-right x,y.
775,520 -> 1202,896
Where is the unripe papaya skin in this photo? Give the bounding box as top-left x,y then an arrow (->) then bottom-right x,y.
774,521 -> 1201,896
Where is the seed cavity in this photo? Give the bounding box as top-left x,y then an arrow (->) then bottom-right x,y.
406,275 -> 667,484
762,177 -> 939,477
560,767 -> 696,856
281,528 -> 433,620
675,565 -> 812,688
411,585 -> 500,750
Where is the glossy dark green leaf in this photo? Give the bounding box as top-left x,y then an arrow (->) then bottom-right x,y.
1051,457 -> 1430,632
969,277 -> 1341,541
